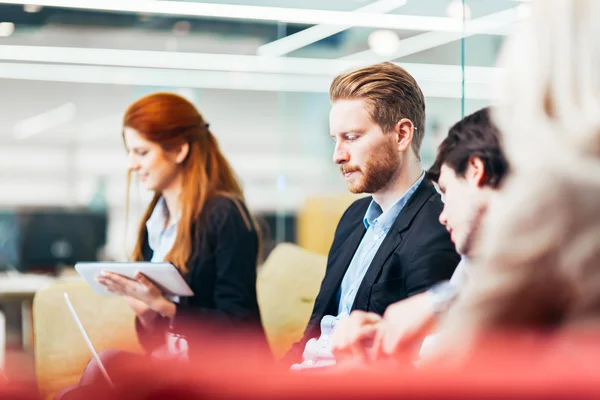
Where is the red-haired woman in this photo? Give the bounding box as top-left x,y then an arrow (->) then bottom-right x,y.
107,92 -> 265,352
56,93 -> 268,398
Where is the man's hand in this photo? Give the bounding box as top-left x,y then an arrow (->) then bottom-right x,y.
373,292 -> 437,361
331,311 -> 382,365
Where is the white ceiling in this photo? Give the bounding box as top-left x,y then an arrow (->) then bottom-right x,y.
0,0 -> 520,214
0,0 -> 522,147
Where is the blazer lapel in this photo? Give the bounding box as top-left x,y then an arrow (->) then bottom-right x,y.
351,179 -> 436,311
312,221 -> 366,317
142,232 -> 152,261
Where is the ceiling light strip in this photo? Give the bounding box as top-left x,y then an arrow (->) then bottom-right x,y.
257,0 -> 407,57
0,45 -> 497,83
0,0 -> 463,31
0,61 -> 495,99
342,7 -> 520,61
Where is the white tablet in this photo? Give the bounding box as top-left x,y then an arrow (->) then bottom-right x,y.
74,262 -> 194,297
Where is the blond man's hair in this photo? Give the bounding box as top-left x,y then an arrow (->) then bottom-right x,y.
329,62 -> 426,159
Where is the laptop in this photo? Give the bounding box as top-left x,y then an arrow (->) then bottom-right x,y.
63,292 -> 115,388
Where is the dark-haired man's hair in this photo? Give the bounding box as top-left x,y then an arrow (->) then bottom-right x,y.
426,107 -> 509,188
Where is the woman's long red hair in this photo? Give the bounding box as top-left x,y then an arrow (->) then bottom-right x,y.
123,92 -> 259,274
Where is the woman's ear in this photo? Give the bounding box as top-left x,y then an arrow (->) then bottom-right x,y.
175,143 -> 190,164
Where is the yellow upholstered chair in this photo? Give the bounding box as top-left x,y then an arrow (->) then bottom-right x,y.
257,243 -> 327,359
296,194 -> 361,255
33,280 -> 142,400
32,244 -> 328,396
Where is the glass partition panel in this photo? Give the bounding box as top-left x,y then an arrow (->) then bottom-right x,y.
0,0 -> 480,263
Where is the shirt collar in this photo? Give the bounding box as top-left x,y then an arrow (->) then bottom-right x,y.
146,197 -> 179,235
363,171 -> 426,230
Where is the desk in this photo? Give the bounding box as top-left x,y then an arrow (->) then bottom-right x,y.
0,274 -> 57,297
0,274 -> 57,353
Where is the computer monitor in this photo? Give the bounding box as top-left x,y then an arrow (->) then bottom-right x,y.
0,211 -> 20,271
255,212 -> 296,262
0,208 -> 108,274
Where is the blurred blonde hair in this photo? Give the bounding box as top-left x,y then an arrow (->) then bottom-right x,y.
494,0 -> 600,168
